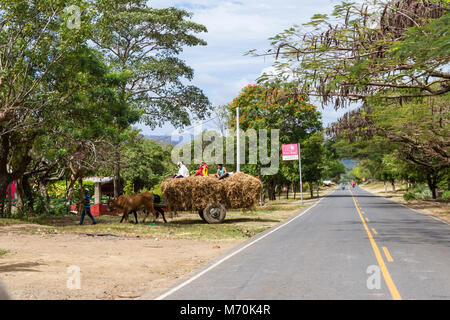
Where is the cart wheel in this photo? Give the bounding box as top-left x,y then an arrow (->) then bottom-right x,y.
198,210 -> 207,222
203,203 -> 226,224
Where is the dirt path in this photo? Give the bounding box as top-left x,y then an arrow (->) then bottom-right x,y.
0,227 -> 239,300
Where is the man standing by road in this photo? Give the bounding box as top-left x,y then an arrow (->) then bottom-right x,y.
79,188 -> 97,225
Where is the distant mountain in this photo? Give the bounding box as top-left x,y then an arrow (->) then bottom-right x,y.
340,158 -> 359,170
144,134 -> 194,145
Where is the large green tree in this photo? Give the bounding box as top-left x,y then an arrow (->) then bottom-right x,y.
91,0 -> 211,196
228,82 -> 323,200
0,0 -> 97,215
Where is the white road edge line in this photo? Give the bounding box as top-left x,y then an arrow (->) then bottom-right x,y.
150,193 -> 329,300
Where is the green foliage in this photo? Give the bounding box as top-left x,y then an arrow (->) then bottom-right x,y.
442,190 -> 450,201
120,130 -> 175,192
47,181 -> 94,200
91,0 -> 211,129
260,0 -> 450,106
124,181 -> 134,195
149,184 -> 162,197
403,185 -> 433,201
227,82 -> 324,198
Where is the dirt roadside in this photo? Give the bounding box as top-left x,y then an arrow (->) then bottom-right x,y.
360,182 -> 449,223
0,226 -> 239,300
0,188 -> 333,300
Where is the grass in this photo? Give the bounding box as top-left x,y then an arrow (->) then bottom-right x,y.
0,248 -> 8,257
0,187 -> 333,241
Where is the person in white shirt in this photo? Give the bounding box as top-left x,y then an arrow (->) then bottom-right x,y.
173,161 -> 190,178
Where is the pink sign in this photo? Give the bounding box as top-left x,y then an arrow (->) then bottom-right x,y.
282,144 -> 299,161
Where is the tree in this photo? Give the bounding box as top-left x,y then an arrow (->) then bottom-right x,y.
227,82 -> 323,200
0,0 -> 98,215
322,140 -> 346,183
91,0 -> 211,196
255,0 -> 449,107
301,133 -> 325,198
120,131 -> 174,192
329,94 -> 449,199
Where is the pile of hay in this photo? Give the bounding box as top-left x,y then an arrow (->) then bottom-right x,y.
161,172 -> 262,212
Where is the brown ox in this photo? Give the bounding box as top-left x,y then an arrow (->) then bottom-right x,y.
108,193 -> 159,224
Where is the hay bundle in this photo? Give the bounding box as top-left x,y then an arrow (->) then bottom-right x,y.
161,172 -> 262,212
222,172 -> 262,209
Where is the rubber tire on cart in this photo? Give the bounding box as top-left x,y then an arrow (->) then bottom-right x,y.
202,203 -> 226,224
198,210 -> 207,222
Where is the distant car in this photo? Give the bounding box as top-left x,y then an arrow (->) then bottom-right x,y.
323,180 -> 332,186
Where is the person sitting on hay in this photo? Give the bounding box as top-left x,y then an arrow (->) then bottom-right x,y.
215,164 -> 229,180
172,161 -> 190,178
194,162 -> 208,176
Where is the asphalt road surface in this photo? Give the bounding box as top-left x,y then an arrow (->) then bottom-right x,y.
155,186 -> 450,300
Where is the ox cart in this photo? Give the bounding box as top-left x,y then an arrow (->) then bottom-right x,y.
161,173 -> 262,224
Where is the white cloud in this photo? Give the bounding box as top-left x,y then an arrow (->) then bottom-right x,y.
144,0 -> 350,135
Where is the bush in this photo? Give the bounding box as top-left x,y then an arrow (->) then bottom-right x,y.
47,180 -> 94,200
403,185 -> 432,201
442,190 -> 450,201
50,204 -> 70,216
403,191 -> 415,201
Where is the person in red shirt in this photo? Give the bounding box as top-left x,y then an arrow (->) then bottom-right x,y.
194,162 -> 208,176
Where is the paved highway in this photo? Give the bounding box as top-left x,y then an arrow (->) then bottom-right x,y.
155,186 -> 450,300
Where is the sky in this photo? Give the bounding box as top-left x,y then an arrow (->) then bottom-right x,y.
138,0 -> 358,136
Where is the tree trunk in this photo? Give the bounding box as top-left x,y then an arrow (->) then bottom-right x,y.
5,191 -> 11,218
391,181 -> 396,193
0,179 -> 8,218
22,175 -> 35,216
114,149 -> 121,198
309,182 -> 314,198
426,172 -> 437,200
268,179 -> 276,201
258,174 -> 264,206
77,176 -> 85,214
38,179 -> 50,203
384,182 -> 387,193
15,177 -> 25,218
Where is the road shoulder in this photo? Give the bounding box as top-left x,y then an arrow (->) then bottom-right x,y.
360,183 -> 449,225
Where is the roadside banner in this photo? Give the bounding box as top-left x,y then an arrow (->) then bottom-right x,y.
281,143 -> 303,203
281,144 -> 299,161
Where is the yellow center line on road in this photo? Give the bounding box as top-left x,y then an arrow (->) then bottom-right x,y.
365,217 -> 370,222
349,189 -> 402,300
372,228 -> 378,235
382,247 -> 394,262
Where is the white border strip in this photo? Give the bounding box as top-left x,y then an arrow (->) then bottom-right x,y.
152,194 -> 328,300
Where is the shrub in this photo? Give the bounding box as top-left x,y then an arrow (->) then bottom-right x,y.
403,184 -> 432,201
442,190 -> 450,201
47,180 -> 94,200
50,204 -> 70,216
403,191 -> 415,201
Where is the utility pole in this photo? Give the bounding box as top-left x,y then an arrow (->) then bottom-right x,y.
236,106 -> 240,172
298,142 -> 303,204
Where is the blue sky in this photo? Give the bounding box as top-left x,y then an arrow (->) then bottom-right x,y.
138,0 -> 358,136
